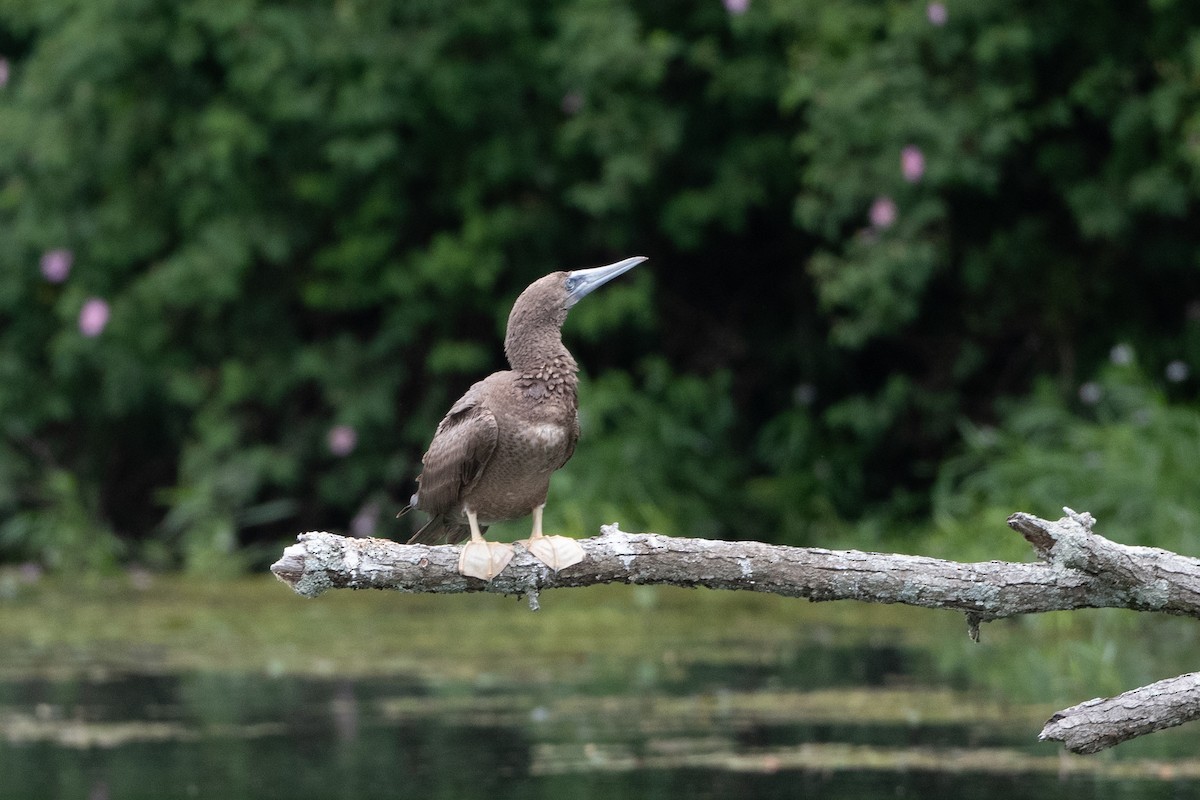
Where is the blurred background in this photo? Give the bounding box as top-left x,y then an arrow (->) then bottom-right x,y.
2,2 -> 1200,796
2,0 -> 1200,571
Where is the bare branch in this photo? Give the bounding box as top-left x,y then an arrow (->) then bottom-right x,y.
273,514 -> 1200,621
271,510 -> 1200,755
1008,507 -> 1200,608
1041,672 -> 1200,754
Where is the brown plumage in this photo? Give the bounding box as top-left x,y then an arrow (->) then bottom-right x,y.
407,257 -> 645,548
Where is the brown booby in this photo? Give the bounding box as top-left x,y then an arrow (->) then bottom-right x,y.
407,256 -> 647,580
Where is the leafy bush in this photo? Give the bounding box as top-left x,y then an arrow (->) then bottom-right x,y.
932,359 -> 1200,559
0,0 -> 1198,568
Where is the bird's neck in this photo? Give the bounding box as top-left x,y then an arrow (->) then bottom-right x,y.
506,326 -> 579,390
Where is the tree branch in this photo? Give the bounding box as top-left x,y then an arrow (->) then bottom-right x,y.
271,509 -> 1200,754
1041,672 -> 1200,754
1007,507 -> 1200,610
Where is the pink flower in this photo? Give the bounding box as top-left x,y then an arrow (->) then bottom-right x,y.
723,0 -> 749,14
1110,343 -> 1134,366
0,58 -> 9,89
901,145 -> 926,183
560,91 -> 584,115
78,298 -> 110,337
350,501 -> 380,537
869,196 -> 897,229
927,2 -> 948,25
40,248 -> 73,283
327,424 -> 358,457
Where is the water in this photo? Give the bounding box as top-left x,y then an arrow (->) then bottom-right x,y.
2,669 -> 1185,799
1,578 -> 1199,798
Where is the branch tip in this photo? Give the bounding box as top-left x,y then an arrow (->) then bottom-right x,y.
1007,512 -> 1055,554
1063,507 -> 1097,530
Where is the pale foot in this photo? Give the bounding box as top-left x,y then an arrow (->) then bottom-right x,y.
458,540 -> 515,581
458,507 -> 514,580
519,535 -> 585,572
516,504 -> 585,572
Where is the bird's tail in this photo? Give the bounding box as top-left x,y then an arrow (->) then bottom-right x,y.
407,514 -> 481,546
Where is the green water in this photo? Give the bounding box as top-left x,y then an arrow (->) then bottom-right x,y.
1,575 -> 1199,798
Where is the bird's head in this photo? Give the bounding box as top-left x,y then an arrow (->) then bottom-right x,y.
505,256 -> 647,353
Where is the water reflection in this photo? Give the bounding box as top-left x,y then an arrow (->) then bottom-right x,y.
2,659 -> 1198,799
3,580 -> 1200,799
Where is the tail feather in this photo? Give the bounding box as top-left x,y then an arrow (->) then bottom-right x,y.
407,514 -> 482,546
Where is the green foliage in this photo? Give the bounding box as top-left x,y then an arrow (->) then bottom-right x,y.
0,0 -> 1198,568
932,362 -> 1200,557
793,1 -> 1200,346
785,2 -> 1200,508
549,359 -> 740,539
0,466 -> 122,571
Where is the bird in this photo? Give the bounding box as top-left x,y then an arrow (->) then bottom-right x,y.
406,256 -> 647,580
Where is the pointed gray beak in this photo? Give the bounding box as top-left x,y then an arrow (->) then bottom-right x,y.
564,256 -> 647,308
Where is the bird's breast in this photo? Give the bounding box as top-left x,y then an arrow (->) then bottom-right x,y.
462,415 -> 573,523
523,421 -> 568,449
507,420 -> 572,472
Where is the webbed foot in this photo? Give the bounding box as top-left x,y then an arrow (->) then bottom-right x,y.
519,535 -> 585,572
515,505 -> 585,572
458,540 -> 515,581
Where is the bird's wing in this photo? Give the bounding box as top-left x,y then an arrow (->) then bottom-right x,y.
556,408 -> 581,469
413,385 -> 499,515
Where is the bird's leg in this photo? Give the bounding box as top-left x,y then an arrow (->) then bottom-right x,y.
517,504 -> 586,572
457,508 -> 514,581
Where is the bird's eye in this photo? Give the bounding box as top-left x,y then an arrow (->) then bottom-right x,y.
565,275 -> 583,293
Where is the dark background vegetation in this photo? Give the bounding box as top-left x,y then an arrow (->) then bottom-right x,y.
1,0 -> 1198,572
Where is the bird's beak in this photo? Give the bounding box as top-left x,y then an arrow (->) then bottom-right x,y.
565,256 -> 647,308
